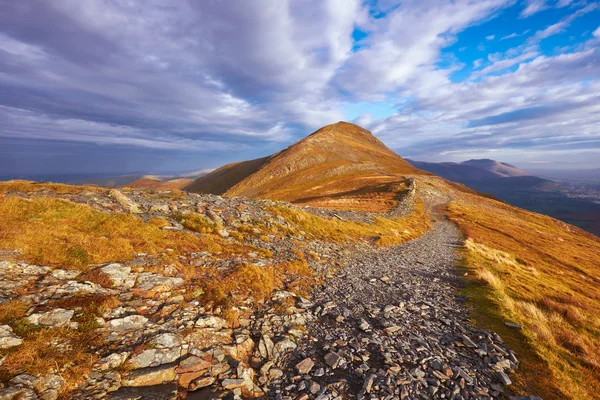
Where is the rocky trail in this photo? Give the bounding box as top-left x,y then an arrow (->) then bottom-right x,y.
0,186 -> 528,400
264,217 -> 523,399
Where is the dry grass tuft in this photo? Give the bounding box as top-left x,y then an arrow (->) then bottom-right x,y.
176,212 -> 219,234
0,300 -> 29,325
0,327 -> 98,395
0,180 -> 104,195
269,200 -> 430,246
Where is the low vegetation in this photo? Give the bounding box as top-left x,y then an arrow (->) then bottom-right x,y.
448,199 -> 600,400
0,196 -> 253,270
0,180 -> 104,195
199,257 -> 317,314
269,200 -> 431,246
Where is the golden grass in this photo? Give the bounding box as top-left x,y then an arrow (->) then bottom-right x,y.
0,300 -> 29,325
0,180 -> 104,195
0,327 -> 98,395
0,196 -> 250,270
448,198 -> 600,400
199,257 -> 317,314
176,212 -> 220,234
269,200 -> 430,246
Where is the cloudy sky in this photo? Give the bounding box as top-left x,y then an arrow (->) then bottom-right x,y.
1,0 -> 599,177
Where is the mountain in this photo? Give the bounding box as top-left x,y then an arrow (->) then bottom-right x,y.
186,121 -> 427,211
461,159 -> 529,177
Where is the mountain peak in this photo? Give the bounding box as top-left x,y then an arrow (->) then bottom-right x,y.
186,122 -> 426,211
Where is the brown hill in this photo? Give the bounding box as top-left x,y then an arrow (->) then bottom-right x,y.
126,177 -> 193,190
185,122 -> 427,211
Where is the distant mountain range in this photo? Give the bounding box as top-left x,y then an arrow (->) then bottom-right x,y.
407,158 -> 599,236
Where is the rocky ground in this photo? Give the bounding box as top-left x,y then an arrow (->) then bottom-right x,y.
0,185 -> 536,400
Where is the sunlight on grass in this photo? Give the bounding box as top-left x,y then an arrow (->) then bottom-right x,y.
0,196 -> 252,270
269,200 -> 430,246
449,199 -> 600,400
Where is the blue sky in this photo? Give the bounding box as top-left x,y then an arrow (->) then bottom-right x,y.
0,0 -> 599,177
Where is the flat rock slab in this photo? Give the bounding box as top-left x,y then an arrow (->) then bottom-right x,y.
106,383 -> 178,399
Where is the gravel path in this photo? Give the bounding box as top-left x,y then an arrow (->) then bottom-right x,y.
268,217 -> 520,399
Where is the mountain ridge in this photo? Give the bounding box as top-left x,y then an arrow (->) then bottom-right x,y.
186,121 -> 427,212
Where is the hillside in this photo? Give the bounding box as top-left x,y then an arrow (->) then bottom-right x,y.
186,122 -> 427,212
461,159 -> 529,177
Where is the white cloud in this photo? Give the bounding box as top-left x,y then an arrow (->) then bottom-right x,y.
520,0 -> 548,17
594,26 -> 600,37
486,35 -> 496,40
532,3 -> 599,41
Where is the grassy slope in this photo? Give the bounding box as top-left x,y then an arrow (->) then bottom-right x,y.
184,156 -> 270,195
446,191 -> 600,400
186,122 -> 427,212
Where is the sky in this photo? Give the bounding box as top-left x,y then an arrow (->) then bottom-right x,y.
1,0 -> 599,177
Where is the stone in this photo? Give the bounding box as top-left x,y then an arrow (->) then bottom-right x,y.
189,376 -> 215,391
324,352 -> 342,369
150,333 -> 182,349
497,371 -> 512,385
106,384 -> 178,399
195,316 -> 228,330
33,374 -> 65,393
133,273 -> 184,297
149,205 -> 170,213
97,352 -> 129,371
295,358 -> 314,374
110,189 -> 142,213
27,309 -> 74,327
358,319 -> 371,331
0,386 -> 37,400
109,315 -> 149,332
127,347 -> 182,369
258,334 -> 275,359
384,325 -> 401,334
121,364 -> 177,387
100,263 -> 135,288
222,378 -> 245,389
504,322 -> 523,330
0,325 -> 23,349
51,269 -> 81,280
176,356 -> 211,374
273,338 -> 297,360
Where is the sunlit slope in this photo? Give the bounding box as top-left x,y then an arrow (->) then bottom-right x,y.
445,183 -> 600,400
187,122 -> 427,211
184,157 -> 270,195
